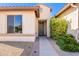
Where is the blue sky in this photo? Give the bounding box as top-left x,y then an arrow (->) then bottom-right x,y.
0,3 -> 66,26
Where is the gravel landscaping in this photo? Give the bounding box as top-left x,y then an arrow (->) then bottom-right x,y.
0,42 -> 34,56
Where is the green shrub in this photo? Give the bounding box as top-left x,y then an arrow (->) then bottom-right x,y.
50,17 -> 68,39
56,34 -> 79,52
50,17 -> 79,52
56,34 -> 77,45
61,44 -> 79,52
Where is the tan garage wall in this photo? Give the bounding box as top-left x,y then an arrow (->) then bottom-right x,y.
0,11 -> 36,42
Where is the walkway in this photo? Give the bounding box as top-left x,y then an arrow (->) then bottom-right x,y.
39,36 -> 58,56
31,36 -> 79,56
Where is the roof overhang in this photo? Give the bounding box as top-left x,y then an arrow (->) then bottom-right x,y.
0,6 -> 40,18
0,6 -> 40,11
55,3 -> 77,17
36,4 -> 52,12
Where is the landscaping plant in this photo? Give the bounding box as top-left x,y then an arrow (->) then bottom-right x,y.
50,17 -> 79,52
50,17 -> 67,40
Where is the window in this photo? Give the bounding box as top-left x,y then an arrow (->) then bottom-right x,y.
7,15 -> 22,33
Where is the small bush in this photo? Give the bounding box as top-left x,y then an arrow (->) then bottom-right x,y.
57,34 -> 77,44
62,44 -> 79,52
56,34 -> 79,52
50,17 -> 68,40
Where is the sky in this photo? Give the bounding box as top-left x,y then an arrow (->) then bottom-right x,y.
0,3 -> 66,26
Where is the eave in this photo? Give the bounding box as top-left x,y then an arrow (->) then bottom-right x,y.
55,3 -> 77,17
0,6 -> 40,18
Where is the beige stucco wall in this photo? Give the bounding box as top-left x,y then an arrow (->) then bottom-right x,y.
36,4 -> 51,37
38,4 -> 51,20
44,21 -> 47,35
0,14 -> 6,33
35,18 -> 38,37
57,7 -> 79,41
0,35 -> 35,42
47,18 -> 50,37
36,19 -> 50,37
0,4 -> 51,39
0,10 -> 36,42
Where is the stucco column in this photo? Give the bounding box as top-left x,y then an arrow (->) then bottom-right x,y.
0,14 -> 7,34
47,19 -> 50,37
36,19 -> 38,37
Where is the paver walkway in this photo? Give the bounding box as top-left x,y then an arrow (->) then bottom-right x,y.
39,36 -> 58,56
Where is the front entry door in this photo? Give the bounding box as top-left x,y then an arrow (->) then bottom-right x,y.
38,21 -> 44,36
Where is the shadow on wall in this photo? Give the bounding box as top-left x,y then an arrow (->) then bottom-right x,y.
67,21 -> 78,40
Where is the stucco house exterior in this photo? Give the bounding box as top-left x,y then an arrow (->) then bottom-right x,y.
56,3 -> 79,42
0,4 -> 51,42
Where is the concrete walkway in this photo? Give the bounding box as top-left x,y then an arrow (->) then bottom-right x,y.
31,36 -> 79,56
39,36 -> 58,56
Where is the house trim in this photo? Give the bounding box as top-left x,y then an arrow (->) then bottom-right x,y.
0,34 -> 35,36
56,3 -> 77,17
0,6 -> 39,11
